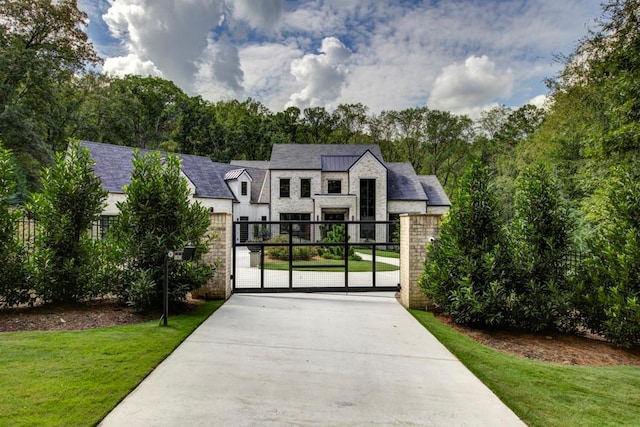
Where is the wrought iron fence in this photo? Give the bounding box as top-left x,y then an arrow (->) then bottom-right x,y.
560,250 -> 586,278
14,215 -> 120,244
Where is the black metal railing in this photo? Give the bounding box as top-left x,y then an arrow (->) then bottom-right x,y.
14,215 -> 120,244
232,220 -> 400,293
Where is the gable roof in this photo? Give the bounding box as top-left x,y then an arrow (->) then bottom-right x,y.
223,168 -> 250,181
269,144 -> 384,170
81,141 -> 235,200
387,163 -> 428,201
229,160 -> 269,203
418,175 -> 451,206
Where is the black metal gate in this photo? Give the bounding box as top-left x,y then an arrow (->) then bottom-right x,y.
232,220 -> 400,293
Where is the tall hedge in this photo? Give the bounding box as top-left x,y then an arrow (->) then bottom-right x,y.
419,160 -> 513,326
510,164 -> 576,332
27,140 -> 107,304
578,166 -> 640,347
0,143 -> 30,307
113,150 -> 213,308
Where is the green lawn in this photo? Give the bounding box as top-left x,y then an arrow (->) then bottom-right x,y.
354,248 -> 400,259
264,259 -> 399,272
0,300 -> 223,427
410,309 -> 640,427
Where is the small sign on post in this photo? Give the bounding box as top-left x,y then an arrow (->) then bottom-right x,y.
161,245 -> 197,326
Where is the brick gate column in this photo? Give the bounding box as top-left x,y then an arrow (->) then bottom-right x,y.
192,212 -> 233,300
399,214 -> 441,309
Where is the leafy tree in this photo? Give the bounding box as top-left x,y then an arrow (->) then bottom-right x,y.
0,143 -> 30,307
114,150 -> 213,308
0,0 -> 99,191
578,166 -> 640,347
269,106 -> 301,145
510,164 -> 576,332
419,161 -> 513,326
329,103 -> 368,144
301,106 -> 335,144
27,140 -> 107,304
423,109 -> 474,191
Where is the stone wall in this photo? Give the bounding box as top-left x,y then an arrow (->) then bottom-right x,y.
192,212 -> 233,300
398,214 -> 441,309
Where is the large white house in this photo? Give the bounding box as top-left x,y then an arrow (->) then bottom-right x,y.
83,141 -> 450,241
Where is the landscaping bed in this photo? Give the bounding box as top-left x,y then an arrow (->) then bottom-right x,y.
434,313 -> 640,366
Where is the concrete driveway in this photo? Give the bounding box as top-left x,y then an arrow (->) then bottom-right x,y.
100,293 -> 524,426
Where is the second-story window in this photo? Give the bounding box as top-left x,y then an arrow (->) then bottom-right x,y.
301,178 -> 311,198
241,181 -> 248,196
280,178 -> 290,197
328,179 -> 341,194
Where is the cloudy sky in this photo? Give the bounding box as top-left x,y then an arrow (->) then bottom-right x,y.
79,0 -> 601,117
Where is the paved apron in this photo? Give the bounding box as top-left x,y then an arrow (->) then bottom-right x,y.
100,293 -> 525,426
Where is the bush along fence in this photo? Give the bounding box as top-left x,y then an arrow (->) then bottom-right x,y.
1,144 -> 217,310
15,215 -> 120,244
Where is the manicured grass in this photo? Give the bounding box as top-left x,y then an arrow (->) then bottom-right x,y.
409,309 -> 640,427
0,300 -> 223,427
264,259 -> 399,272
354,248 -> 400,259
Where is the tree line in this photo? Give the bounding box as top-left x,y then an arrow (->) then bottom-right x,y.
1,2 -> 543,201
2,0 -> 639,345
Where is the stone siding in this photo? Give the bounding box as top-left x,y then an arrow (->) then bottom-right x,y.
399,214 -> 441,309
192,212 -> 233,300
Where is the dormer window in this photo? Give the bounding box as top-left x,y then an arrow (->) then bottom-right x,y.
328,179 -> 341,194
241,181 -> 248,196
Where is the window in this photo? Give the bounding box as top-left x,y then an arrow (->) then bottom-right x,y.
300,178 -> 311,198
279,178 -> 290,197
360,179 -> 376,218
241,181 -> 248,196
328,179 -> 341,194
280,213 -> 311,239
360,179 -> 376,240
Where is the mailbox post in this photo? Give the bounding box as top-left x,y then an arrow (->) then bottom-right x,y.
161,245 -> 196,326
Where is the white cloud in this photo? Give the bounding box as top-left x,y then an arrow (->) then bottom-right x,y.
240,42 -> 302,111
102,0 -> 227,92
232,0 -> 283,30
88,0 -> 601,113
527,94 -> 549,109
287,37 -> 352,109
103,54 -> 163,77
429,55 -> 513,117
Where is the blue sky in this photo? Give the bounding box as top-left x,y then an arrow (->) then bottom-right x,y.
79,0 -> 602,117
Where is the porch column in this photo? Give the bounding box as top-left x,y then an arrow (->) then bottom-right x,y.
398,214 -> 441,309
192,212 -> 233,300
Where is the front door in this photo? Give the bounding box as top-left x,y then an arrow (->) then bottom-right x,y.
323,213 -> 345,221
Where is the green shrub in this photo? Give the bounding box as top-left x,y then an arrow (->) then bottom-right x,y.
26,140 -> 107,304
317,224 -> 360,261
509,164 -> 577,332
113,150 -> 213,309
419,160 -> 513,327
578,166 -> 640,347
0,144 -> 30,307
265,235 -> 316,260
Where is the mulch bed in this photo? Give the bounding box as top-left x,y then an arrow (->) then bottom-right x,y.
434,313 -> 640,366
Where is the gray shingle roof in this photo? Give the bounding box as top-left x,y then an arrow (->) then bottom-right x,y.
230,160 -> 270,169
270,144 -> 384,169
418,175 -> 451,206
82,141 -> 235,200
386,163 -> 429,201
